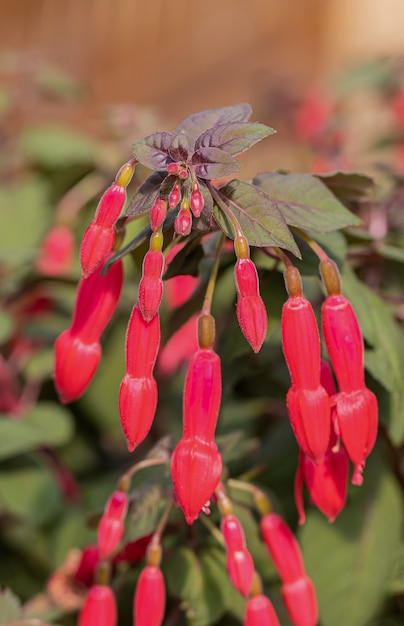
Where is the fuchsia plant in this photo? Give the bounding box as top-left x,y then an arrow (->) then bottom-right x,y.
52,103 -> 379,625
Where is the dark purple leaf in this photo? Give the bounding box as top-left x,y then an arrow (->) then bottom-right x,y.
176,103 -> 252,146
132,131 -> 174,170
253,172 -> 362,232
192,147 -> 240,179
195,122 -> 275,156
214,179 -> 300,255
193,179 -> 213,232
124,171 -> 165,219
169,132 -> 189,162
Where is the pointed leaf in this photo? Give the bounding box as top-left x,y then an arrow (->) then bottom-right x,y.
316,171 -> 374,208
299,450 -> 403,626
163,238 -> 204,280
132,131 -> 174,170
169,132 -> 189,161
124,171 -> 166,219
195,121 -> 275,156
176,103 -> 252,145
215,179 -> 300,255
192,147 -> 240,179
0,588 -> 21,623
254,172 -> 362,232
127,482 -> 169,542
0,402 -> 74,460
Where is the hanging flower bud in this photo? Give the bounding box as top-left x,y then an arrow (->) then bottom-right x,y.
174,196 -> 192,236
35,225 -> 75,276
234,244 -> 268,353
138,247 -> 164,322
54,257 -> 123,403
78,585 -> 117,626
260,514 -> 306,584
169,181 -> 181,209
119,305 -> 160,451
222,515 -> 254,597
320,259 -> 378,484
150,197 -> 168,231
171,437 -> 222,524
97,491 -> 128,559
282,576 -> 318,626
282,266 -> 330,462
245,595 -> 280,626
134,565 -> 165,626
190,181 -> 204,217
80,160 -> 135,278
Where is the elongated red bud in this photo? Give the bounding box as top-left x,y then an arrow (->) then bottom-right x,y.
124,305 -> 160,378
35,225 -> 75,276
182,349 -> 222,441
321,294 -> 365,391
190,182 -> 204,217
138,249 -> 164,322
245,595 -> 280,626
134,565 -> 165,626
169,182 -> 181,209
171,438 -> 222,524
150,197 -> 167,231
174,205 -> 192,236
79,585 -> 117,626
54,258 -> 123,403
260,514 -> 306,584
97,491 -> 128,559
282,576 -> 318,626
80,185 -> 126,277
234,258 -> 268,353
222,514 -> 254,596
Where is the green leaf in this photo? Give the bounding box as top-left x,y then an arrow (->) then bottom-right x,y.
0,466 -> 61,525
253,172 -> 362,232
0,310 -> 14,344
19,125 -> 97,168
316,171 -> 374,210
299,450 -> 403,626
0,179 -> 50,265
341,269 -> 404,444
132,132 -> 173,170
164,547 -> 203,620
215,179 -> 300,255
163,237 -> 204,280
0,588 -> 21,623
195,122 -> 275,156
125,171 -> 166,219
127,482 -> 169,542
176,104 -> 252,144
0,402 -> 74,460
387,543 -> 404,594
192,147 -> 240,179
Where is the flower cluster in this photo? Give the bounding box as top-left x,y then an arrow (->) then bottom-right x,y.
52,104 -> 378,626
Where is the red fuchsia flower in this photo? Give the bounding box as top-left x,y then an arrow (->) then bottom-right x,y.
294,360 -> 349,524
54,257 -> 123,403
78,584 -> 117,626
169,181 -> 181,209
150,197 -> 168,231
80,159 -> 136,278
282,576 -> 318,626
244,595 -> 280,626
97,491 -> 128,559
73,546 -> 100,588
260,513 -> 306,584
221,514 -> 254,597
320,259 -> 378,485
234,256 -> 268,354
171,316 -> 223,524
35,225 -> 75,276
138,249 -> 164,322
282,266 -> 331,463
190,181 -> 204,217
119,304 -> 160,451
133,565 -> 165,626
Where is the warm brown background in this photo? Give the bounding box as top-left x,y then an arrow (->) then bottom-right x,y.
1,0 -> 404,170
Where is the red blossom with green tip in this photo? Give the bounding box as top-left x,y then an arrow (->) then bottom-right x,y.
138,249 -> 164,322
